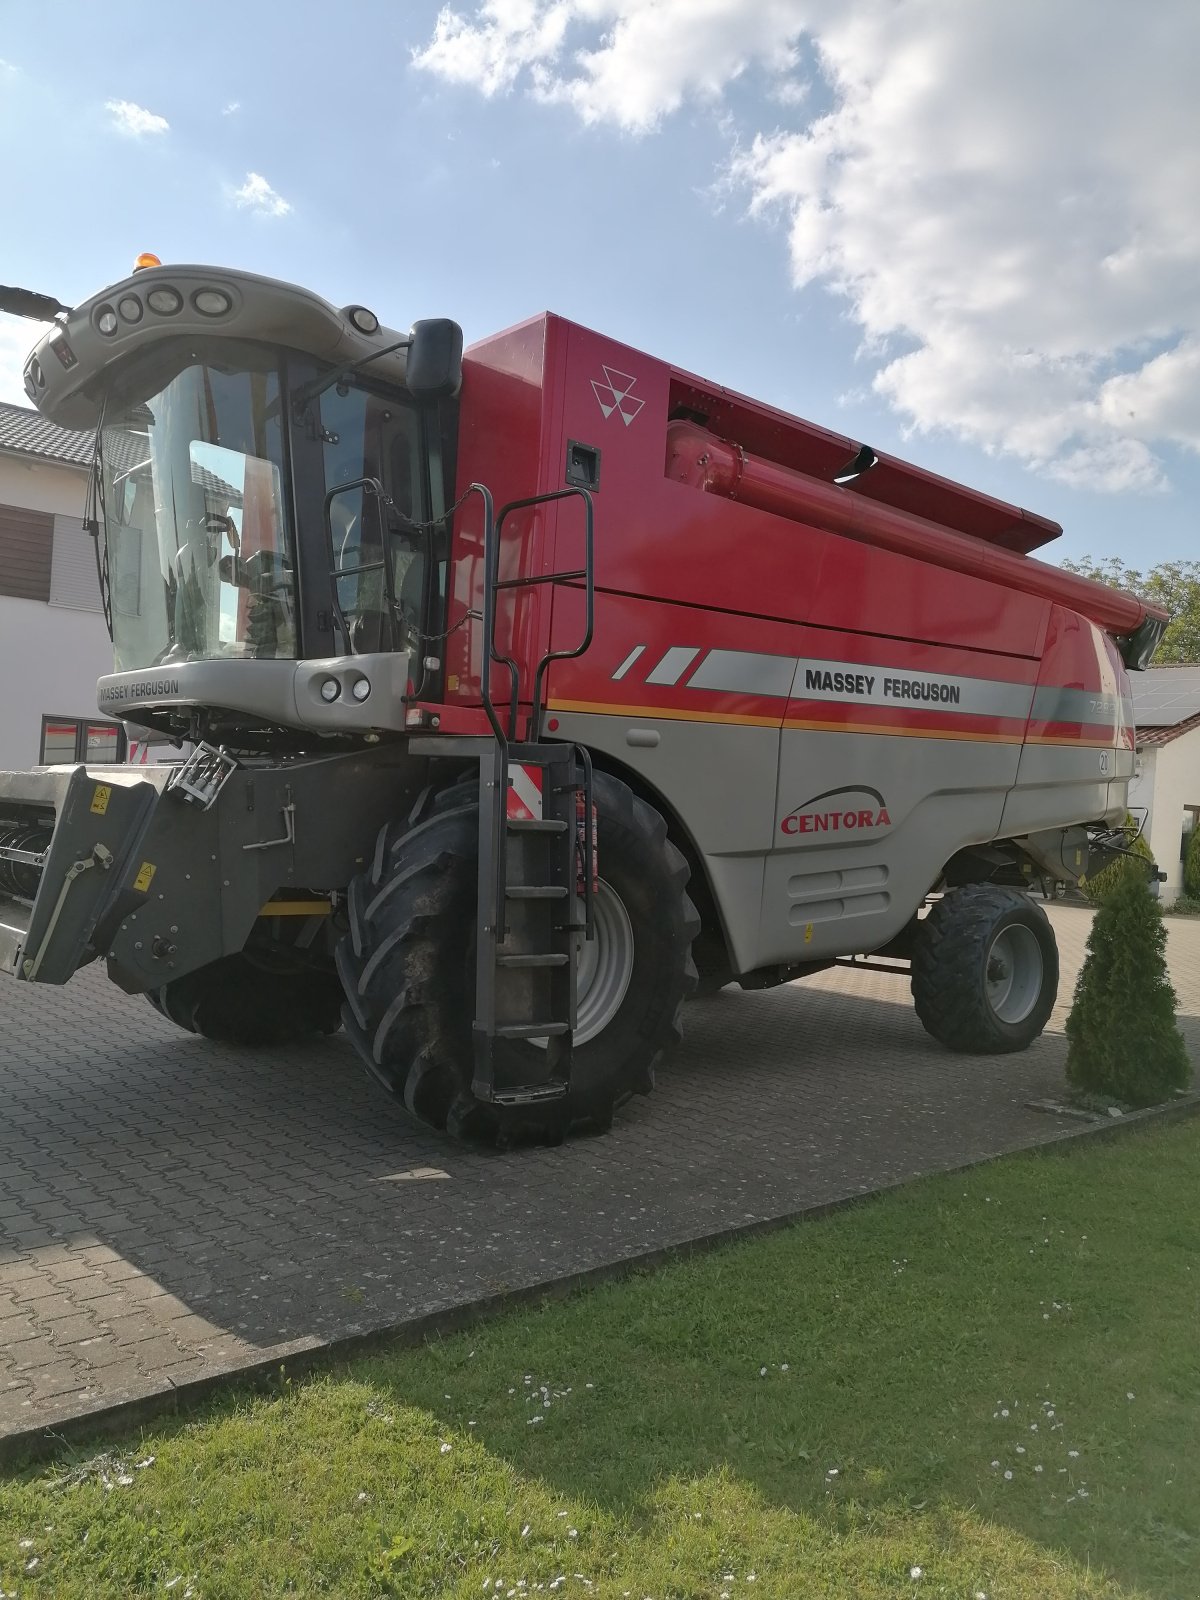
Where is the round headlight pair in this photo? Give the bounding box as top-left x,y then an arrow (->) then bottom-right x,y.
319,676 -> 371,704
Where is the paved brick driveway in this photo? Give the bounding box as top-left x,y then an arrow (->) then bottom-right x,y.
2,904 -> 1198,1446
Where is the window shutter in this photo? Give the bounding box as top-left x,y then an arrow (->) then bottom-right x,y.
0,502 -> 53,601
49,513 -> 103,612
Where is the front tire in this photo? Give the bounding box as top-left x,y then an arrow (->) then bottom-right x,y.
337,771 -> 699,1141
911,885 -> 1059,1053
143,951 -> 344,1046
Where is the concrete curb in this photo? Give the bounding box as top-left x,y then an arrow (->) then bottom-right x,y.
4,1091 -> 1198,1473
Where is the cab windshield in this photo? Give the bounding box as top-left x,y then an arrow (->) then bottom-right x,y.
100,339 -> 296,671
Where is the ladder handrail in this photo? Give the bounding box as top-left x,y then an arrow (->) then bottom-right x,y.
490,486 -> 595,739
322,476 -> 402,655
464,482 -> 506,743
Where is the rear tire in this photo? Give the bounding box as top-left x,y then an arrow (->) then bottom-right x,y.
911,884 -> 1058,1053
144,952 -> 344,1046
337,771 -> 699,1142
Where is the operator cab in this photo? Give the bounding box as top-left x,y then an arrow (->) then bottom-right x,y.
19,263 -> 462,749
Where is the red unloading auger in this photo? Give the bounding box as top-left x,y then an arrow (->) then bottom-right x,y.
665,420 -> 1168,668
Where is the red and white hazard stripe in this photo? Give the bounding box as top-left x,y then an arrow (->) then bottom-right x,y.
506,762 -> 544,822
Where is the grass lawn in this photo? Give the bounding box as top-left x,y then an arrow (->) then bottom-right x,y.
3,1119 -> 1200,1599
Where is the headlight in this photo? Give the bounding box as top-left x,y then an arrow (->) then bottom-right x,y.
147,286 -> 183,316
193,288 -> 232,317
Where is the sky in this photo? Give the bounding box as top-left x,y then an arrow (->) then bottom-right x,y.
1,0 -> 1197,570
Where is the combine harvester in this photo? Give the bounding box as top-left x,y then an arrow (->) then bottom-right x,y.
0,261 -> 1165,1142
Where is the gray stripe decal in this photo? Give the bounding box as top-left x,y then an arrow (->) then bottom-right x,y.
1031,686 -> 1129,724
688,649 -> 796,698
790,658 -> 1034,720
684,648 -> 1036,719
645,646 -> 702,686
611,645 -> 646,681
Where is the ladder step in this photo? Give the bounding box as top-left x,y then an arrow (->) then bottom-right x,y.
497,952 -> 570,969
506,884 -> 569,901
494,1021 -> 570,1039
507,817 -> 569,834
492,1081 -> 569,1107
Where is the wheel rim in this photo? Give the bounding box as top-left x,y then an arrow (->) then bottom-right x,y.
531,878 -> 635,1049
985,924 -> 1043,1025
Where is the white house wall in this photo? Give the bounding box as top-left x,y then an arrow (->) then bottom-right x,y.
0,453 -> 86,519
1128,733 -> 1200,902
0,596 -> 114,768
0,452 -> 114,770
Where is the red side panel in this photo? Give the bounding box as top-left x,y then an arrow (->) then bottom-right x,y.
545,320 -> 1050,661
1026,607 -> 1135,751
446,311 -> 1146,729
665,372 -> 1063,554
445,314 -> 563,705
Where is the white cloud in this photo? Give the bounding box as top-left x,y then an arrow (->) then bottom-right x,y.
414,0 -> 812,131
222,101 -> 240,115
0,315 -> 36,408
232,171 -> 292,217
105,98 -> 170,137
414,0 -> 1200,491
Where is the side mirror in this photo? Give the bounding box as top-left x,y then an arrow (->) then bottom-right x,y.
406,318 -> 463,401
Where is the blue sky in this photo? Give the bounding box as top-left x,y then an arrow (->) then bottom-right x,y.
1,0 -> 1197,570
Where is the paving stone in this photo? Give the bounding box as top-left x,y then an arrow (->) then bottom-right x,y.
1,905 -> 1197,1441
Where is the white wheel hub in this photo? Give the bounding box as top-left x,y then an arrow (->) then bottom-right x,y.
985,924 -> 1043,1025
531,878 -> 635,1048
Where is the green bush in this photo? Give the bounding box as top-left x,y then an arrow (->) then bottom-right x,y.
1066,868 -> 1191,1106
1185,827 -> 1200,899
1080,813 -> 1155,904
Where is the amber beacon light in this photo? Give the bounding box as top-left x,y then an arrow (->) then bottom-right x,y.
132,252 -> 162,271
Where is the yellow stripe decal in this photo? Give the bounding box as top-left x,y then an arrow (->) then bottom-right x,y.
551,698 -> 1118,749
258,901 -> 333,917
548,697 -> 778,727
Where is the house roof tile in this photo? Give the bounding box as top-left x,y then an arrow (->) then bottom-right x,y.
0,401 -> 93,468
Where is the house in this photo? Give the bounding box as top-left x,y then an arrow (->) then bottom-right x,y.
0,401 -> 125,769
1127,664 -> 1200,903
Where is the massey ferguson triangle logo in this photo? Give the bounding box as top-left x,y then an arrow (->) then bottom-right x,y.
591,366 -> 645,427
781,784 -> 892,836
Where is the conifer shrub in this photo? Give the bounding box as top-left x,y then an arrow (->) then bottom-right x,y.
1080,814 -> 1155,905
1066,868 -> 1191,1106
1185,826 -> 1200,900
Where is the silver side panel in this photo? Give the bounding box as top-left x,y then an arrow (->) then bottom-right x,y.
548,710 -> 779,973
96,653 -> 412,735
998,743 -> 1128,836
763,728 -> 1021,965
553,710 -> 1027,970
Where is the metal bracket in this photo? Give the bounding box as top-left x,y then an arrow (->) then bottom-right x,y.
0,845 -> 47,869
167,742 -> 239,810
242,802 -> 296,852
22,843 -> 113,980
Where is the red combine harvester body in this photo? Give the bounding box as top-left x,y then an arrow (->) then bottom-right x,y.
0,267 -> 1167,1143
427,314 -> 1155,980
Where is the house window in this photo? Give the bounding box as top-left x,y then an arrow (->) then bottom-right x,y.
0,502 -> 54,601
39,716 -> 127,765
